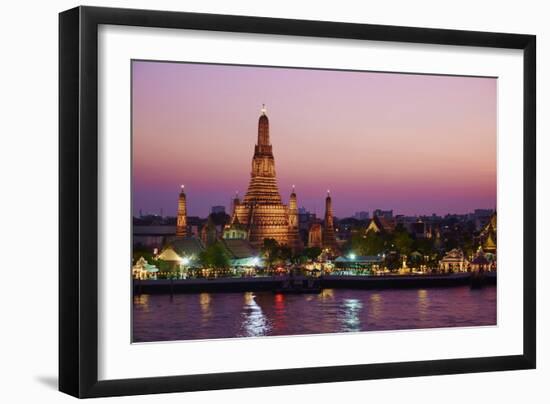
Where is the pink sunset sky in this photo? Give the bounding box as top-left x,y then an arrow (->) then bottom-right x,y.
132,60 -> 496,218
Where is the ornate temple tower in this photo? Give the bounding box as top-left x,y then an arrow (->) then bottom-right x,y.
242,105 -> 283,206
176,185 -> 187,238
287,186 -> 303,252
322,190 -> 339,253
233,105 -> 290,248
231,191 -> 240,221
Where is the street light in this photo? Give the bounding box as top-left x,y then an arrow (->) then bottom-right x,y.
179,257 -> 191,279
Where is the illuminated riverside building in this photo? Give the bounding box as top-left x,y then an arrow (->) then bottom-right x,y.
439,248 -> 468,272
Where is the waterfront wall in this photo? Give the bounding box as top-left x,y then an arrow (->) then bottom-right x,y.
133,273 -> 496,294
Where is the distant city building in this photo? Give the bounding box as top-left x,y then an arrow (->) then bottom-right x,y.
186,216 -> 202,238
395,215 -> 419,231
133,225 -> 176,249
409,221 -> 428,239
211,205 -> 226,214
298,208 -> 317,228
373,209 -> 393,219
474,208 -> 494,217
353,211 -> 370,220
472,208 -> 495,230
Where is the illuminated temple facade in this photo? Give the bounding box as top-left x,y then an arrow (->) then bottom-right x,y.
231,106 -> 299,250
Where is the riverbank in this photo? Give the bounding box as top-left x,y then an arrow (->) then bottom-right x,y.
133,272 -> 496,294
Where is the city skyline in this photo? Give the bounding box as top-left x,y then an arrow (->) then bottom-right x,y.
132,61 -> 496,218
135,199 -> 494,220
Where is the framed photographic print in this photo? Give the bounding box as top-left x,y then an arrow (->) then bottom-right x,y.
59,6 -> 536,398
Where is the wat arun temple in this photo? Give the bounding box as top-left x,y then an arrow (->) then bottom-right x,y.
174,106 -> 339,254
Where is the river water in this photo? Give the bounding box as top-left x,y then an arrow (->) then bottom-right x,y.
133,286 -> 496,342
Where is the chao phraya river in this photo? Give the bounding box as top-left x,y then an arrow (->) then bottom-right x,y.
133,286 -> 496,342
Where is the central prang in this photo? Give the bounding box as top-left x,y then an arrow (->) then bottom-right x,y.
231,106 -> 298,250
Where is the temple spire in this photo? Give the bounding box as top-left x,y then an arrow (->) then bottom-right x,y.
257,104 -> 270,147
176,185 -> 187,238
322,189 -> 339,254
288,185 -> 303,251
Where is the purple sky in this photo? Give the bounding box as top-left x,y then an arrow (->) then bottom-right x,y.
132,61 -> 496,218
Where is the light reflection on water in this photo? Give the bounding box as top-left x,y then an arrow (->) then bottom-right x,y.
417,289 -> 430,321
341,299 -> 363,332
240,292 -> 270,337
132,286 -> 496,342
133,294 -> 149,310
369,293 -> 382,323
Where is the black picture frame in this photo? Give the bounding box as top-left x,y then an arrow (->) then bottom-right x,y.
59,5 -> 536,398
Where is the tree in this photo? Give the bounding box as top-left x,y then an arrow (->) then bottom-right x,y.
261,238 -> 280,268
362,231 -> 385,255
132,247 -> 154,265
385,251 -> 401,271
156,259 -> 174,275
408,252 -> 423,268
413,237 -> 435,256
350,233 -> 367,255
301,247 -> 322,261
199,242 -> 230,269
393,231 -> 413,255
278,245 -> 293,264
